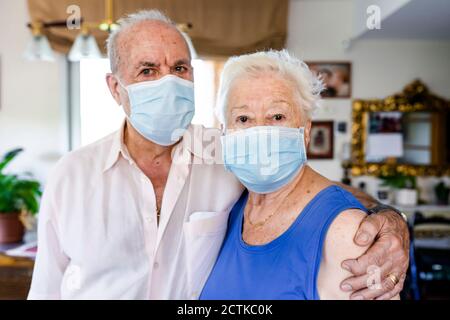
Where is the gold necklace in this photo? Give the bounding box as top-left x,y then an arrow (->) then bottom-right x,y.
245,178 -> 300,228
245,202 -> 284,228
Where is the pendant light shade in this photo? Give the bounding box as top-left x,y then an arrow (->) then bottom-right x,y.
23,34 -> 55,61
68,33 -> 102,61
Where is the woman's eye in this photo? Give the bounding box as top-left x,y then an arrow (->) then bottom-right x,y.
141,69 -> 152,76
238,116 -> 248,123
273,114 -> 285,121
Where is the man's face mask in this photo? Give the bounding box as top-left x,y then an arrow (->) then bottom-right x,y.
119,74 -> 195,146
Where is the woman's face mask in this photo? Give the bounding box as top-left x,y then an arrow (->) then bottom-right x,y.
221,125 -> 308,194
221,73 -> 310,193
119,74 -> 195,146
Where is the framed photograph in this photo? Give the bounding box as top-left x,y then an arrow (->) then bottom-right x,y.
306,61 -> 352,98
307,121 -> 334,159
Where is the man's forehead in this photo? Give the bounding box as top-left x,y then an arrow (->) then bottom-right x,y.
117,22 -> 190,65
118,20 -> 186,49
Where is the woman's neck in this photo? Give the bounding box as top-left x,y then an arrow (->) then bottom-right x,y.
247,165 -> 309,207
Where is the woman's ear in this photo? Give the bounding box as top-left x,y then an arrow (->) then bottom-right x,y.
304,120 -> 312,148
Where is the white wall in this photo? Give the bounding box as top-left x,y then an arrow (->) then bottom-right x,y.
0,0 -> 68,184
287,0 -> 450,199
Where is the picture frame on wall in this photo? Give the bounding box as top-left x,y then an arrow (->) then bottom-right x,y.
307,121 -> 334,159
306,61 -> 352,98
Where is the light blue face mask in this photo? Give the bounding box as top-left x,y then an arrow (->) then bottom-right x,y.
120,74 -> 195,146
221,126 -> 308,194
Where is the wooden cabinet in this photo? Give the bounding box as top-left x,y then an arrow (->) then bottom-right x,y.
0,254 -> 34,300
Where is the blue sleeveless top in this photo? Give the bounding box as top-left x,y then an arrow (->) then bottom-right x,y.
199,185 -> 367,300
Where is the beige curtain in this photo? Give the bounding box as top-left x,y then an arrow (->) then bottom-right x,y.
27,0 -> 288,57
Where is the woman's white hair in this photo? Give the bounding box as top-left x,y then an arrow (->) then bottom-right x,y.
215,50 -> 324,125
106,10 -> 195,74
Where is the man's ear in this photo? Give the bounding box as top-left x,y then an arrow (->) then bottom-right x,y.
304,120 -> 312,148
106,73 -> 123,106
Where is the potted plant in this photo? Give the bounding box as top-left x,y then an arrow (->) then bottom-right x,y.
0,148 -> 41,244
434,181 -> 450,205
378,174 -> 418,206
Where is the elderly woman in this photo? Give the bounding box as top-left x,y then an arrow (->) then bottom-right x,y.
199,50 -> 400,300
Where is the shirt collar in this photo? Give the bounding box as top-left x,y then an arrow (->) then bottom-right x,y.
103,121 -> 134,172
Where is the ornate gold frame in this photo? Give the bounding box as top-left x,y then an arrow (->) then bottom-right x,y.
350,80 -> 450,177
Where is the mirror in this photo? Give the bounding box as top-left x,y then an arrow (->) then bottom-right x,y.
365,111 -> 449,165
350,80 -> 450,176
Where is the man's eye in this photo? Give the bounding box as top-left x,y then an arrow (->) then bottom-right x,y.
238,116 -> 248,123
175,66 -> 187,73
141,69 -> 154,76
273,114 -> 285,121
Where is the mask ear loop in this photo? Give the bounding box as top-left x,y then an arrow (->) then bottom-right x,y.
298,126 -> 308,163
114,76 -> 132,114
220,123 -> 227,136
115,76 -> 128,93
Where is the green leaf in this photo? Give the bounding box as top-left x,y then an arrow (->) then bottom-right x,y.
0,148 -> 23,172
379,174 -> 416,189
0,149 -> 41,215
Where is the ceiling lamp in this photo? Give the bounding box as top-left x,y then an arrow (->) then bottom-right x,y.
23,22 -> 55,62
25,0 -> 195,62
68,26 -> 102,61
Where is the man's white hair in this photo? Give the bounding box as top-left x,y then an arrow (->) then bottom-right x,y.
215,50 -> 324,126
106,10 -> 193,74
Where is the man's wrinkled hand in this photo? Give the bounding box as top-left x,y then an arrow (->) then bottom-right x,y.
339,210 -> 410,300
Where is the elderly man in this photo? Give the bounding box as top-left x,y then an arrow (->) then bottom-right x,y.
28,10 -> 409,300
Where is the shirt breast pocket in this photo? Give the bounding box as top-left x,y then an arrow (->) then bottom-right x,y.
183,211 -> 230,299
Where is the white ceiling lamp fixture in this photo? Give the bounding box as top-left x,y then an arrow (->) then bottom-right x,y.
25,0 -> 195,62
68,26 -> 102,61
23,22 -> 55,62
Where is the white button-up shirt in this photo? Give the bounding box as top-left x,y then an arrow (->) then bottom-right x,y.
28,123 -> 244,300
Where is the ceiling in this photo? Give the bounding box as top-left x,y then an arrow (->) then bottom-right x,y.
358,0 -> 450,40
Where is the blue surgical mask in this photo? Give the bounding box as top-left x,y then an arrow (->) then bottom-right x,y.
120,75 -> 195,146
221,126 -> 308,194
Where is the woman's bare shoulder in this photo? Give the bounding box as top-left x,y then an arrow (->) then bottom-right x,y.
318,209 -> 369,299
326,209 -> 368,257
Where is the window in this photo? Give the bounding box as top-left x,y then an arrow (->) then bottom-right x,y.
77,58 -> 222,147
79,59 -> 124,146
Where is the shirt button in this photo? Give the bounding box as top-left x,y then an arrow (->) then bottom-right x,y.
154,262 -> 159,269
146,216 -> 154,223
191,292 -> 198,300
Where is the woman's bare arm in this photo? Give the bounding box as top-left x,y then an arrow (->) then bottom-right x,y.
317,209 -> 400,300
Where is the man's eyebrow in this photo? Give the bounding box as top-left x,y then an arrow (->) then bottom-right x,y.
172,59 -> 191,66
135,61 -> 159,69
